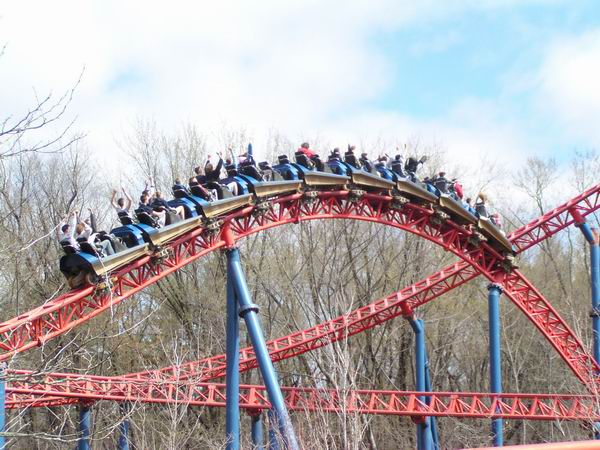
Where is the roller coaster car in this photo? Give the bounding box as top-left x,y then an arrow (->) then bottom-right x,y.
59,241 -> 150,289
273,155 -> 349,188
327,159 -> 394,191
395,179 -> 438,204
437,194 -> 478,225
258,162 -> 284,182
477,216 -> 514,254
170,188 -> 254,220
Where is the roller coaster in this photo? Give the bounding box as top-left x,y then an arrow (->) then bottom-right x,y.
0,148 -> 599,449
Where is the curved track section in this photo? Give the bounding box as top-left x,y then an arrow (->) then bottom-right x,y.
3,184 -> 600,410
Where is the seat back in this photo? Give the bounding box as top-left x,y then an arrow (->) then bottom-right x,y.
258,161 -> 270,171
190,185 -> 210,200
118,210 -> 134,225
225,164 -> 238,177
60,239 -> 78,255
475,203 -> 488,217
135,209 -> 159,228
172,188 -> 188,199
294,152 -> 312,169
391,161 -> 404,177
434,179 -> 448,193
278,154 -> 290,165
344,152 -> 359,168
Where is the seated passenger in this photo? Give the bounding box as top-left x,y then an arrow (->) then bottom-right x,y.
475,193 -> 489,217
75,216 -> 115,257
295,151 -> 314,169
344,145 -> 361,169
172,179 -> 190,197
453,178 -> 464,200
138,194 -> 166,227
433,171 -> 449,194
194,166 -> 207,185
359,152 -> 374,173
58,210 -> 80,253
111,188 -> 133,217
189,177 -> 212,200
153,190 -> 185,222
490,212 -> 503,229
329,147 -> 341,161
404,155 -> 426,182
297,142 -> 316,159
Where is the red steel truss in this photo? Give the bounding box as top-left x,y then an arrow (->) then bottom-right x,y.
3,184 -> 600,409
5,379 -> 599,422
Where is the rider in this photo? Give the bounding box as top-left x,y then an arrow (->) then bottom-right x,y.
297,142 -> 316,159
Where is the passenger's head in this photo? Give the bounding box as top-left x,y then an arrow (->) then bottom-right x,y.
478,192 -> 487,202
194,166 -> 203,175
189,177 -> 198,185
395,154 -> 401,160
205,163 -> 213,172
61,224 -> 70,234
466,197 -> 472,204
75,223 -> 85,235
361,152 -> 368,158
439,171 -> 446,177
140,194 -> 148,204
301,142 -> 310,149
348,145 -> 356,152
155,191 -> 163,199
117,197 -> 125,208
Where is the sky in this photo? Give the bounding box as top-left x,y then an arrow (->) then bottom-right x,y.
1,0 -> 599,171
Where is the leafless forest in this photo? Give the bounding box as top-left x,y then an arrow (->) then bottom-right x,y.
1,100 -> 600,449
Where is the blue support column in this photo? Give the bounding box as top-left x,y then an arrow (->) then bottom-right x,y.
226,269 -> 241,450
268,409 -> 280,450
0,363 -> 6,450
407,317 -> 431,450
227,247 -> 299,450
249,411 -> 264,450
576,222 -> 600,439
424,355 -> 439,450
78,404 -> 91,450
488,283 -> 503,447
117,403 -> 130,450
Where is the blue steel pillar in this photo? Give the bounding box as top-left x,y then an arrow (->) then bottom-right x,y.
117,403 -> 130,450
223,223 -> 298,450
78,404 -> 91,450
268,409 -> 280,450
226,267 -> 241,450
406,317 -> 431,450
575,221 -> 600,439
249,410 -> 264,450
488,283 -> 503,447
0,362 -> 6,450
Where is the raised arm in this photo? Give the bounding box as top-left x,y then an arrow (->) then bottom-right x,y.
123,188 -> 133,210
110,189 -> 118,209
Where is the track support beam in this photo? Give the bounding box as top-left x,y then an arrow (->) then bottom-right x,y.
574,219 -> 600,438
488,283 -> 504,447
226,237 -> 299,450
0,363 -> 5,450
78,404 -> 91,450
226,262 -> 241,450
402,303 -> 435,450
117,403 -> 130,450
249,410 -> 264,449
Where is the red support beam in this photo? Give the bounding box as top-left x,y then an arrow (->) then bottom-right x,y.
5,381 -> 599,422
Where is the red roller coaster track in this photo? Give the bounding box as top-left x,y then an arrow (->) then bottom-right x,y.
3,184 -> 600,423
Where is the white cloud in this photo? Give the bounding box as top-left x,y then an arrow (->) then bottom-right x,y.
536,29 -> 600,146
0,0 -> 577,174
